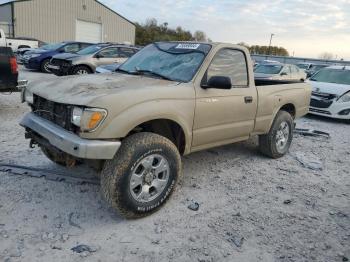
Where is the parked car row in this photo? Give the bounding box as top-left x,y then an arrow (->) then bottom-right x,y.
296,63 -> 329,78
253,61 -> 350,122
48,43 -> 139,76
21,41 -> 94,73
254,62 -> 306,82
308,66 -> 350,122
18,40 -> 140,74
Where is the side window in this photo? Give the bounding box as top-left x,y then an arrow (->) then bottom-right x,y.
119,47 -> 136,58
98,47 -> 119,58
80,43 -> 91,50
281,66 -> 291,74
207,49 -> 248,87
63,43 -> 80,53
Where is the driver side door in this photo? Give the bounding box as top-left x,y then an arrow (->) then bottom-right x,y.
192,48 -> 258,151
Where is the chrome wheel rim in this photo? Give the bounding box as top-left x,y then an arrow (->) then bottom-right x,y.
129,154 -> 170,203
77,69 -> 88,75
275,121 -> 290,153
44,62 -> 50,72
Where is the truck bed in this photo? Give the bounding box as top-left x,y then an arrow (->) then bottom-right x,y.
253,81 -> 311,134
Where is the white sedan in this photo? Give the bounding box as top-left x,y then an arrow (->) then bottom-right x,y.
308,66 -> 350,121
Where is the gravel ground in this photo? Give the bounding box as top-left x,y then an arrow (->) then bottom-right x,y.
0,68 -> 349,262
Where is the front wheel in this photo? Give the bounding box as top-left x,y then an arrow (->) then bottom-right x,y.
71,65 -> 91,75
258,111 -> 294,158
40,59 -> 51,73
100,133 -> 182,219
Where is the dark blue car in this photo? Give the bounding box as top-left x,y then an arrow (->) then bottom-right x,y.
22,42 -> 93,73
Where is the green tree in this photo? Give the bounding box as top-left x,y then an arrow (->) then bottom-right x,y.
243,44 -> 289,56
135,18 -> 208,46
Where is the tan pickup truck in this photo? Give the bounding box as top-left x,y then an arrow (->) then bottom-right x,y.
20,42 -> 311,218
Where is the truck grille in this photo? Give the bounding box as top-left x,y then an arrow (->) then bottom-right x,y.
32,95 -> 78,133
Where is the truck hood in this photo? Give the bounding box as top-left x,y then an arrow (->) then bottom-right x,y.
308,80 -> 350,96
52,53 -> 82,60
28,73 -> 179,105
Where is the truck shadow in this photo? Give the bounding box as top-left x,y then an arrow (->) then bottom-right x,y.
1,136 -> 264,226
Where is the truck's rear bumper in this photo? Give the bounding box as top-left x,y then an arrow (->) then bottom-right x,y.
20,112 -> 121,159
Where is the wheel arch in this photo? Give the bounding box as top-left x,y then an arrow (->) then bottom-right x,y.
279,103 -> 296,119
71,64 -> 94,74
125,118 -> 188,155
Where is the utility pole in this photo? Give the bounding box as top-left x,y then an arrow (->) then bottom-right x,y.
268,33 -> 274,55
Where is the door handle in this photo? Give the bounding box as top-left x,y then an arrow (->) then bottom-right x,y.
244,96 -> 253,103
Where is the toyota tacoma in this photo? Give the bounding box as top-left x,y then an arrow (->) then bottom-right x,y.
20,42 -> 311,218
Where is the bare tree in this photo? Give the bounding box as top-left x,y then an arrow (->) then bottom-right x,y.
318,52 -> 334,60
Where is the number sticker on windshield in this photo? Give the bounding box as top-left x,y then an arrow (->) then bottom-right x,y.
175,44 -> 200,50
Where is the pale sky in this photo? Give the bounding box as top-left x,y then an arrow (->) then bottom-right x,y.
99,0 -> 350,60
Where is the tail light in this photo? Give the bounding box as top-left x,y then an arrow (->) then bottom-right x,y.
10,57 -> 18,74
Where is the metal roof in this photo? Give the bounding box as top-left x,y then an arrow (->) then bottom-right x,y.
0,0 -> 135,26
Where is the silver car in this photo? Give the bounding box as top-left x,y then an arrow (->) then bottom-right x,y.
254,63 -> 306,82
48,44 -> 139,76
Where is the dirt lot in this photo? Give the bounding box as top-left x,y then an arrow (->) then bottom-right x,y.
0,67 -> 349,262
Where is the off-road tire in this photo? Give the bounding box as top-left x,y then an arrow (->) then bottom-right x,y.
100,132 -> 182,219
40,146 -> 66,166
40,59 -> 51,73
71,65 -> 92,75
258,110 -> 294,158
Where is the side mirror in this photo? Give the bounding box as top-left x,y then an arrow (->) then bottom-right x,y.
95,53 -> 102,59
202,76 -> 232,89
280,72 -> 288,76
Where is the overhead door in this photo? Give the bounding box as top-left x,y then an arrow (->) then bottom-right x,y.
76,20 -> 102,43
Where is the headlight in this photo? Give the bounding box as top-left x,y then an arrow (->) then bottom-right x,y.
338,92 -> 350,103
24,89 -> 34,104
71,107 -> 83,126
71,107 -> 107,132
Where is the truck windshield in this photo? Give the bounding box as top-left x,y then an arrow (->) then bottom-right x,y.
254,64 -> 283,74
77,45 -> 105,55
41,43 -> 65,51
310,68 -> 350,85
118,42 -> 211,82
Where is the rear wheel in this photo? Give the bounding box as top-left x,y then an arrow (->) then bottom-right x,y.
40,59 -> 51,73
72,65 -> 91,75
100,132 -> 181,219
259,111 -> 294,158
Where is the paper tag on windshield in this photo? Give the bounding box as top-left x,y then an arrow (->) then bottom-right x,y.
175,43 -> 200,50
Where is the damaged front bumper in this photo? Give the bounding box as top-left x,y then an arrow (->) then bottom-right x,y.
20,113 -> 121,159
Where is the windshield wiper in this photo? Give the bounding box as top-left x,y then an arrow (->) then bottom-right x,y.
133,68 -> 174,81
